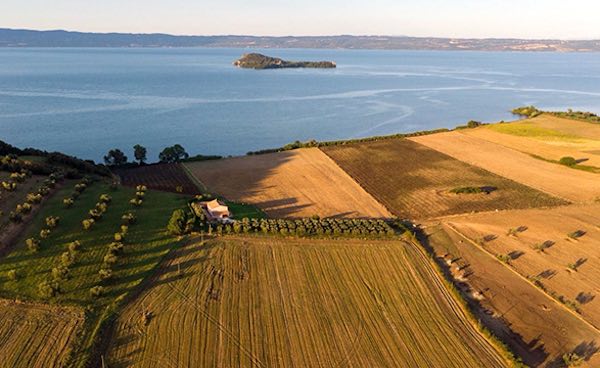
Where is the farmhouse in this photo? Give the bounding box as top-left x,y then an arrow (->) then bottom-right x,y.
193,199 -> 232,223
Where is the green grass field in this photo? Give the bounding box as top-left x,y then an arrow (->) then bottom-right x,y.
0,181 -> 187,305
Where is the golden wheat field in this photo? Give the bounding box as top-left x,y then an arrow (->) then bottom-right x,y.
184,148 -> 392,219
0,299 -> 84,368
410,131 -> 600,203
107,236 -> 507,368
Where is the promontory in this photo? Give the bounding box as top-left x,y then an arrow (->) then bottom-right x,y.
233,53 -> 336,69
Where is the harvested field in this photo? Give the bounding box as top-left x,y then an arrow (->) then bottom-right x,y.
470,116 -> 600,168
322,139 -> 565,220
184,148 -> 391,219
0,299 -> 84,368
116,163 -> 200,195
526,114 -> 600,141
107,236 -> 507,368
444,204 -> 600,329
411,132 -> 600,203
426,224 -> 600,367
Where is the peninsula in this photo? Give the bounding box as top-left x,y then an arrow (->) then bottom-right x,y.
233,53 -> 336,69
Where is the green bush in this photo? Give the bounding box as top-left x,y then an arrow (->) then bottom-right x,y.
559,156 -> 577,167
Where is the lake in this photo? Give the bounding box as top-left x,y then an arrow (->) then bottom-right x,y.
1,48 -> 599,162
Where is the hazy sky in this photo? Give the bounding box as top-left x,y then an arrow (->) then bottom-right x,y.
2,0 -> 600,39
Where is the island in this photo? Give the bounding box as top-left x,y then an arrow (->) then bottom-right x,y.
233,53 -> 336,69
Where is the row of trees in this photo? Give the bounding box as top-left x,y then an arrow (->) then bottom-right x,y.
104,144 -> 189,166
168,206 -> 398,239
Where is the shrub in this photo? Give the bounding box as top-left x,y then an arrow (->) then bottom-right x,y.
82,218 -> 95,230
60,251 -> 76,267
562,352 -> 584,367
122,212 -> 137,225
99,194 -> 112,203
63,197 -> 75,208
38,280 -> 60,298
167,209 -> 187,235
6,269 -> 17,281
8,211 -> 22,223
90,285 -> 104,297
98,267 -> 113,280
103,253 -> 118,265
68,240 -> 81,253
39,229 -> 51,239
108,242 -> 124,255
26,238 -> 40,252
130,198 -> 143,207
559,156 -> 577,167
52,265 -> 70,281
45,216 -> 60,229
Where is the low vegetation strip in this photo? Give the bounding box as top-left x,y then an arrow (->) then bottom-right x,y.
107,236 -> 507,367
410,131 -> 600,203
185,148 -> 392,219
321,139 -> 565,219
0,299 -> 84,368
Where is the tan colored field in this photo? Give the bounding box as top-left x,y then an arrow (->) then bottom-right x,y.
529,114 -> 600,141
465,128 -> 600,168
411,132 -> 600,203
107,236 -> 507,368
184,148 -> 392,218
322,139 -> 565,220
445,204 -> 600,329
0,299 -> 84,368
426,224 -> 600,367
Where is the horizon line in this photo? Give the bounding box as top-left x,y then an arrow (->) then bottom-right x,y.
3,27 -> 600,42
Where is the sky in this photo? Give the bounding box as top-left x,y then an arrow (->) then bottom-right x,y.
2,0 -> 600,39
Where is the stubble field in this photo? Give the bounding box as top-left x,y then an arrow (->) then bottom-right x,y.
184,148 -> 392,219
0,299 -> 84,368
107,236 -> 507,368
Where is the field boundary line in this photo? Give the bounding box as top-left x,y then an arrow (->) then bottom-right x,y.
445,222 -> 600,334
318,147 -> 394,219
404,239 -> 510,367
180,163 -> 209,192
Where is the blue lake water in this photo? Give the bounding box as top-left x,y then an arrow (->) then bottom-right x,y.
1,48 -> 600,162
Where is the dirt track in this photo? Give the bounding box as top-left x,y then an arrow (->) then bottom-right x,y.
184,148 -> 392,219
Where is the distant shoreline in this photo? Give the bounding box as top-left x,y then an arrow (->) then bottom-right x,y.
1,28 -> 600,52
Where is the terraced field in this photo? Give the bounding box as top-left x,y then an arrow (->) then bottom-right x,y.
322,139 -> 565,219
185,148 -> 392,219
107,236 -> 507,368
0,299 -> 84,368
411,131 -> 600,203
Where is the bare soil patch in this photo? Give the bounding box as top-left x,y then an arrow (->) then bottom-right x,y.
184,148 -> 391,218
